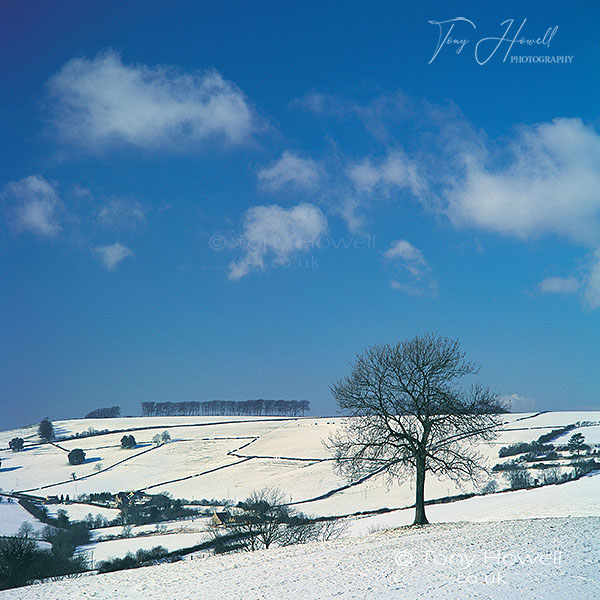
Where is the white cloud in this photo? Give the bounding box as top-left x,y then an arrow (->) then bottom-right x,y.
93,242 -> 134,270
97,198 -> 145,229
292,91 -> 348,117
2,175 -> 62,237
502,393 -> 537,413
348,150 -> 424,197
583,250 -> 600,309
228,203 -> 327,280
445,118 -> 600,247
258,151 -> 322,191
537,276 -> 580,295
384,239 -> 437,295
47,50 -> 259,151
338,196 -> 367,235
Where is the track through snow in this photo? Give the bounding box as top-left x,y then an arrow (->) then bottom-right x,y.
1,517 -> 598,599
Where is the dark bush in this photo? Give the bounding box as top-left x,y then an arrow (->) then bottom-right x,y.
68,448 -> 86,465
38,418 -> 54,441
8,437 -> 24,451
499,441 -> 555,458
121,435 -> 136,449
537,424 -> 576,444
492,460 -> 520,472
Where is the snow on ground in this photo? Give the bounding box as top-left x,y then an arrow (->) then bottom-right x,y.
554,424 -> 600,445
2,412 -> 599,563
90,517 -> 210,541
51,415 -> 293,439
347,473 -> 600,536
80,531 -> 211,563
1,516 -> 598,600
509,412 -> 599,428
0,501 -> 42,536
45,503 -> 120,522
0,422 -> 283,496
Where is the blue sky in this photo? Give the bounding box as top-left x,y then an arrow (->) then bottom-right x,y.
1,1 -> 599,429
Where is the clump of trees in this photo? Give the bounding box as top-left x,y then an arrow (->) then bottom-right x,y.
0,523 -> 88,590
210,487 -> 345,553
537,424 -> 577,445
327,334 -> 507,525
75,427 -> 110,439
85,406 -> 121,419
119,493 -> 198,526
121,435 -> 137,449
84,513 -> 112,529
503,466 -> 532,490
141,399 -> 310,417
499,441 -> 555,458
571,458 -> 600,478
38,418 -> 54,441
152,431 -> 171,445
9,437 -> 24,451
498,425 -> 580,459
67,448 -> 86,465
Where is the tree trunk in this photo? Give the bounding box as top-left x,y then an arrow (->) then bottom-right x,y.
413,454 -> 428,525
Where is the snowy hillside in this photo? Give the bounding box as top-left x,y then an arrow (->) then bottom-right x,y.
1,517 -> 598,600
1,411 -> 599,598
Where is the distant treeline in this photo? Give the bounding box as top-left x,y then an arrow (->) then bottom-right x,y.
85,406 -> 121,418
141,400 -> 310,417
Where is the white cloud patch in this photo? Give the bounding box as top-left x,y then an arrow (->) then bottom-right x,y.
47,50 -> 259,152
228,203 -> 327,280
537,276 -> 581,295
502,393 -> 537,413
348,150 -> 424,197
445,118 -> 600,247
258,151 -> 322,192
583,250 -> 600,309
97,198 -> 145,229
384,239 -> 437,295
93,242 -> 134,270
2,175 -> 62,237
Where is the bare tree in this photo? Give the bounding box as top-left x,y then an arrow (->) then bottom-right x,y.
504,466 -> 532,490
233,487 -> 290,550
326,333 -> 507,525
210,487 -> 342,552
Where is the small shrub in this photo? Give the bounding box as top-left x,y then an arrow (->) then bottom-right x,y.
121,435 -> 136,449
68,448 -> 86,465
481,480 -> 498,494
8,437 -> 24,451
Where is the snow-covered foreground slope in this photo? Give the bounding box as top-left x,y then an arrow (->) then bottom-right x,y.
1,517 -> 598,600
349,472 -> 600,536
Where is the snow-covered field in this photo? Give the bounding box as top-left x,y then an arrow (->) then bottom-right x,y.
1,517 -> 598,600
1,411 -> 599,597
80,531 -> 210,563
0,502 -> 42,537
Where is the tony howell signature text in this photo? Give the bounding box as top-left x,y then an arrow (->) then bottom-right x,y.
428,18 -> 567,65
